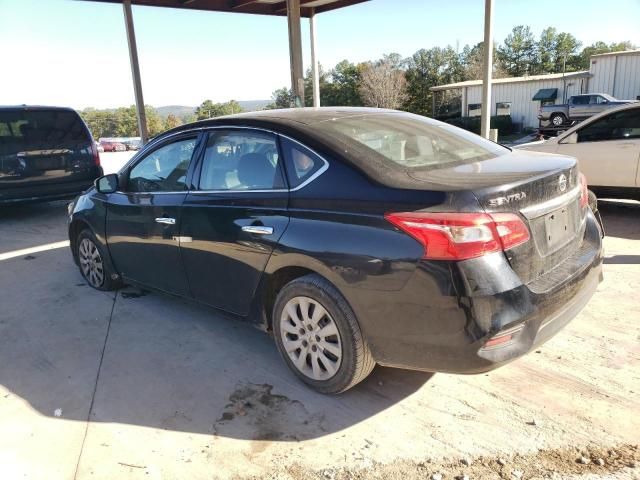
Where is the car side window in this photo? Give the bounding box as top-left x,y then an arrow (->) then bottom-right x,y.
577,109 -> 640,143
199,130 -> 284,190
280,137 -> 325,189
128,137 -> 197,192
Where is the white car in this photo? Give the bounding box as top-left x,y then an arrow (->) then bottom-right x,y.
519,103 -> 640,200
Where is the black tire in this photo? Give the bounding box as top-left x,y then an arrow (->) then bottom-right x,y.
272,274 -> 375,394
550,113 -> 567,126
588,189 -> 605,235
76,229 -> 121,291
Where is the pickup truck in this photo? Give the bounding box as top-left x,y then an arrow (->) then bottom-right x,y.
538,93 -> 636,127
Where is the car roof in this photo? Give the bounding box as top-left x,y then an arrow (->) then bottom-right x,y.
165,107 -> 400,134
0,105 -> 78,112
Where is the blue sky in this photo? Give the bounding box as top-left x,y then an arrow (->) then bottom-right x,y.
1,0 -> 639,109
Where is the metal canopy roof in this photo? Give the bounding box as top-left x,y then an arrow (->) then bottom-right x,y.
85,0 -> 369,17
532,88 -> 558,101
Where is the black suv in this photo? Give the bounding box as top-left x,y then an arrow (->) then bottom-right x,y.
0,106 -> 102,205
68,108 -> 603,394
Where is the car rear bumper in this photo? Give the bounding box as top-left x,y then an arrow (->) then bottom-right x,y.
0,172 -> 101,205
346,210 -> 603,373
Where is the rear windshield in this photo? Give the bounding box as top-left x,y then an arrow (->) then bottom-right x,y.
314,113 -> 508,170
0,109 -> 90,147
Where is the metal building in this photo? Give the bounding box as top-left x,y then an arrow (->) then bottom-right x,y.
588,50 -> 640,100
431,49 -> 640,131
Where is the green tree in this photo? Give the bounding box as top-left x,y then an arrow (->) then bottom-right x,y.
553,32 -> 582,72
163,114 -> 182,131
195,100 -> 243,119
303,64 -> 331,106
460,42 -> 507,80
576,40 -> 636,70
536,27 -> 557,74
404,47 -> 465,116
497,25 -> 537,76
265,87 -> 294,109
323,60 -> 364,106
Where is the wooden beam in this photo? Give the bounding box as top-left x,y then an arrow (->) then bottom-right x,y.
272,0 -> 315,14
314,0 -> 368,14
230,0 -> 260,9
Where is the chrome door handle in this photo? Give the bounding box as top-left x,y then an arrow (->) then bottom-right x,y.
241,225 -> 274,235
155,217 -> 176,225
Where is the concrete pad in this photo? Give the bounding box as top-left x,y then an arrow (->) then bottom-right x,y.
0,200 -> 70,252
0,204 -> 115,478
1,200 -> 638,479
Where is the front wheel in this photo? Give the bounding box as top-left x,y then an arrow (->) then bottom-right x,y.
272,274 -> 375,394
76,229 -> 121,291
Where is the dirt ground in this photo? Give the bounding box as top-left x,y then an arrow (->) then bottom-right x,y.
0,191 -> 638,480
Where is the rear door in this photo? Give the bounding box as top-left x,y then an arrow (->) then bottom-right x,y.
180,128 -> 289,315
556,107 -> 640,188
106,133 -> 201,296
0,108 -> 97,195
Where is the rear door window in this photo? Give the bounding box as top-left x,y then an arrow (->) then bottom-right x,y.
198,130 -> 285,191
280,137 -> 325,189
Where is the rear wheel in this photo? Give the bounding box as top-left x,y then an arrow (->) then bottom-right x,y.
272,274 -> 375,394
550,113 -> 567,126
76,229 -> 121,291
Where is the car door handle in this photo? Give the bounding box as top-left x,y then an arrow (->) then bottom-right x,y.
241,226 -> 274,235
155,217 -> 176,225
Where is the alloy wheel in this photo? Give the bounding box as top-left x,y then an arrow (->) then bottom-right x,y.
279,296 -> 342,381
79,238 -> 104,288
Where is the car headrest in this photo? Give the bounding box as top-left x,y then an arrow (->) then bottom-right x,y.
237,152 -> 275,189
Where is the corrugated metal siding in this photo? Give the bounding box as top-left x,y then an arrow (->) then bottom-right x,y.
589,53 -> 640,100
463,78 -> 583,129
449,52 -> 639,131
613,54 -> 640,99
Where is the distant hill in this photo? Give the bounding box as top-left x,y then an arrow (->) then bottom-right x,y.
156,105 -> 195,118
238,100 -> 271,111
156,100 -> 271,119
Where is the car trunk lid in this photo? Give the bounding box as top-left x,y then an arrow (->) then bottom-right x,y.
409,150 -> 586,284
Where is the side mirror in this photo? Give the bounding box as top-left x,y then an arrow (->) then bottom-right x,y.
95,173 -> 119,194
560,132 -> 578,145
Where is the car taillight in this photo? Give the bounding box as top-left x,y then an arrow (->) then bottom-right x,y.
384,212 -> 530,261
579,172 -> 588,209
91,142 -> 101,167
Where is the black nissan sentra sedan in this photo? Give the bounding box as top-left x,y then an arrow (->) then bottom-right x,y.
67,108 -> 603,393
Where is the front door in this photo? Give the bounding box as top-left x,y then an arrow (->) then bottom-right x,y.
559,108 -> 640,188
180,129 -> 289,315
106,134 -> 201,296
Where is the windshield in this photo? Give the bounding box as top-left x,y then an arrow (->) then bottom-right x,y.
314,113 -> 509,170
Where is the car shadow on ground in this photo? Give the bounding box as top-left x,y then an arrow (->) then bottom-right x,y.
598,199 -> 640,241
0,239 -> 433,443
